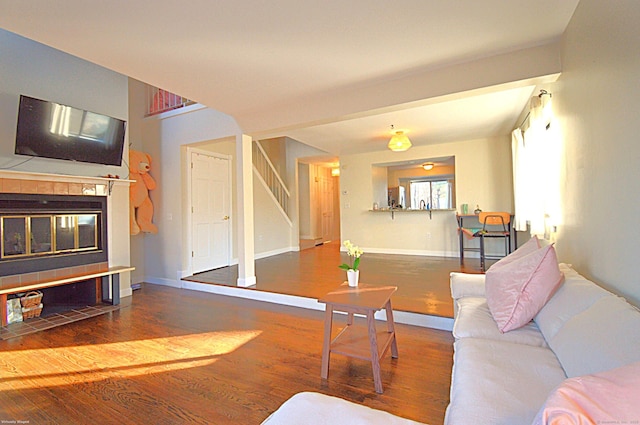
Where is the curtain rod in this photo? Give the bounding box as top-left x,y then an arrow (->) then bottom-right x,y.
518,89 -> 552,130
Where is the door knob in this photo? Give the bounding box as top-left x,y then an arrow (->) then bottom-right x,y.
223,216 -> 229,220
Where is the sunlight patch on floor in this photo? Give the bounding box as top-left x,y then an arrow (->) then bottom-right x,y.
0,330 -> 262,390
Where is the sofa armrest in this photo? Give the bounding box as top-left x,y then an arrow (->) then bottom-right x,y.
450,272 -> 486,300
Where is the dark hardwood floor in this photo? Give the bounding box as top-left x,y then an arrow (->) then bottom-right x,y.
0,284 -> 454,424
184,241 -> 483,318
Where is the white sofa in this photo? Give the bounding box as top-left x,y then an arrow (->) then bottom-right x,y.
445,264 -> 640,425
263,263 -> 640,425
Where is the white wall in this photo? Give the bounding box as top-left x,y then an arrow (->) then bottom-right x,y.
551,0 -> 640,305
340,136 -> 513,256
0,29 -> 129,178
133,104 -> 240,285
0,29 -> 132,293
131,101 -> 301,285
253,171 -> 294,256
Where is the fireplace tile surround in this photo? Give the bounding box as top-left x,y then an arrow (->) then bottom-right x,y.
0,170 -> 123,279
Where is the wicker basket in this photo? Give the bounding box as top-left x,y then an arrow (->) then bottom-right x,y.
22,303 -> 43,319
20,291 -> 43,308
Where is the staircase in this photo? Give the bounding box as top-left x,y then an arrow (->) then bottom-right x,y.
252,141 -> 291,223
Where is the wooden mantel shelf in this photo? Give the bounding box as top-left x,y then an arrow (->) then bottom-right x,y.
0,169 -> 133,186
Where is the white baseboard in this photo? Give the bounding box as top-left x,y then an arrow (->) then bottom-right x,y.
237,276 -> 257,287
121,287 -> 133,298
357,247 -> 459,258
254,246 -> 296,260
144,276 -> 181,288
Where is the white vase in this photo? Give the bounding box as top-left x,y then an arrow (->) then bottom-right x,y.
347,269 -> 359,287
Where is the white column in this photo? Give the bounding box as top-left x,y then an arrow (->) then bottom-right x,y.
236,133 -> 256,287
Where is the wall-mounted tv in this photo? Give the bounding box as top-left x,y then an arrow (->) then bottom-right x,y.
15,95 -> 127,166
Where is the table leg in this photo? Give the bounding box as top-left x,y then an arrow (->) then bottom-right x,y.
367,310 -> 383,393
347,311 -> 354,326
385,300 -> 399,358
320,305 -> 333,380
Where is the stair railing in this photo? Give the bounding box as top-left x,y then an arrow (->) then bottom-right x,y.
252,141 -> 291,220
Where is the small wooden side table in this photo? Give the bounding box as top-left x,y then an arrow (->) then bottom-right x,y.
318,283 -> 398,393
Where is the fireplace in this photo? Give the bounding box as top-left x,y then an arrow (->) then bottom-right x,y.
0,171 -> 132,332
0,193 -> 108,277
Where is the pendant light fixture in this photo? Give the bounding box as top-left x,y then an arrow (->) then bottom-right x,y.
388,125 -> 412,152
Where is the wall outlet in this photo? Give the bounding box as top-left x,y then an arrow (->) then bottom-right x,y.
426,232 -> 431,239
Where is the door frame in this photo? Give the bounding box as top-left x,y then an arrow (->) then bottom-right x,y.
184,146 -> 233,277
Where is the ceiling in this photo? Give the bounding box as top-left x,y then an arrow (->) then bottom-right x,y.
0,1 -> 580,156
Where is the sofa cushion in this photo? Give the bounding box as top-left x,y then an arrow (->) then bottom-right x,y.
532,361 -> 640,425
445,338 -> 566,425
486,244 -> 564,332
549,295 -> 640,378
453,297 -> 548,347
261,392 -> 424,425
534,264 -> 612,342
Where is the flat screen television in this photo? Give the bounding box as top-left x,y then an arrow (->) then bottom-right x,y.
15,95 -> 127,166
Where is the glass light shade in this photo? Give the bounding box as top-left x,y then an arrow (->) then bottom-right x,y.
388,131 -> 412,152
422,163 -> 434,171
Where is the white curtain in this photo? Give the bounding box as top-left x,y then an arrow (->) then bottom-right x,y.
511,128 -> 528,231
511,95 -> 559,237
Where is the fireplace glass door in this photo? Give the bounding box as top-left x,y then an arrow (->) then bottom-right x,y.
1,213 -> 100,259
2,216 -> 27,257
55,215 -> 76,251
30,216 -> 53,254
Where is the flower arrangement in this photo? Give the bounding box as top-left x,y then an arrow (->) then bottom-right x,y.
338,240 -> 363,271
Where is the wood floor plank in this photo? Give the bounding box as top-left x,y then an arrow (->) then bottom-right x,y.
0,284 -> 454,424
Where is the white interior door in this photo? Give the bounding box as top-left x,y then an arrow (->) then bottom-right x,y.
191,151 -> 230,273
320,175 -> 333,242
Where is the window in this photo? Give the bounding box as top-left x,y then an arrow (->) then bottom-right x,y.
409,179 -> 453,209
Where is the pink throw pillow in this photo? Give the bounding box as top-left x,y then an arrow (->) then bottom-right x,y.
533,361 -> 640,425
488,235 -> 541,270
486,244 -> 564,332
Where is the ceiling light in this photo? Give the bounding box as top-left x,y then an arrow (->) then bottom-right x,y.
422,163 -> 434,171
388,126 -> 412,152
